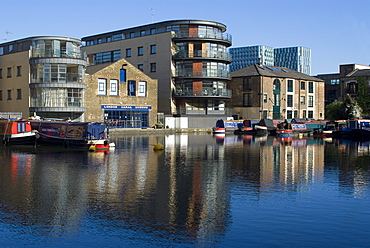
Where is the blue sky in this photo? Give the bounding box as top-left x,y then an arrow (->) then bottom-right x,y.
1,0 -> 370,75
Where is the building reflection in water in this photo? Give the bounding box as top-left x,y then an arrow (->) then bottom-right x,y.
0,134 -> 368,241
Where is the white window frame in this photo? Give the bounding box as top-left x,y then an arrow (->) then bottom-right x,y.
98,78 -> 107,95
138,81 -> 147,97
110,79 -> 118,96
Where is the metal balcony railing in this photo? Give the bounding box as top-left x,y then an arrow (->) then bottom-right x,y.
174,68 -> 230,79
31,48 -> 87,60
173,31 -> 232,43
174,88 -> 231,97
30,73 -> 84,84
174,50 -> 232,61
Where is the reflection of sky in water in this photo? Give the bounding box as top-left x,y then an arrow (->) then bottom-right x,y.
0,135 -> 369,247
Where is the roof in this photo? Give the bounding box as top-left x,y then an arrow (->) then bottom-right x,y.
345,69 -> 370,77
231,64 -> 323,82
85,63 -> 113,75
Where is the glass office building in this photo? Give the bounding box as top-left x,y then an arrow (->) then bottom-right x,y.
229,45 -> 311,75
274,46 -> 311,75
229,45 -> 274,72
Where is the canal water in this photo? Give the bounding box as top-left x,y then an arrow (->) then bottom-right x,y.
0,133 -> 369,247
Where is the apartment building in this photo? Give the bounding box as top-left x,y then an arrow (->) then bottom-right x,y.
81,19 -> 233,126
0,36 -> 88,120
317,64 -> 370,105
229,64 -> 325,120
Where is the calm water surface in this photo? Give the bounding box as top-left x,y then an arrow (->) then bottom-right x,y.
0,133 -> 370,247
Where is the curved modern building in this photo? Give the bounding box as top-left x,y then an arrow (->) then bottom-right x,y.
0,36 -> 88,120
81,19 -> 232,121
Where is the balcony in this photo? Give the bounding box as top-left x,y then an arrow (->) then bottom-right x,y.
31,48 -> 87,60
173,31 -> 232,44
178,107 -> 232,115
174,68 -> 230,79
30,73 -> 84,84
174,50 -> 232,62
174,87 -> 231,98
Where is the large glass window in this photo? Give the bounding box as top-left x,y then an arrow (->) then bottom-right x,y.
94,50 -> 121,64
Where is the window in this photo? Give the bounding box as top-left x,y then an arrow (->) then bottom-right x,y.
94,50 -> 121,64
126,48 -> 131,57
7,90 -> 11,100
300,96 -> 305,105
150,63 -> 156,72
287,110 -> 293,119
120,69 -> 126,82
138,47 -> 143,56
128,80 -> 136,96
0,68 -> 2,78
138,81 -> 147,97
308,95 -> 314,107
150,45 -> 156,54
110,79 -> 118,96
7,67 -> 11,78
150,28 -> 156,35
287,79 -> 293,92
0,90 -> 2,100
98,78 -> 107,95
113,34 -> 122,41
294,110 -> 298,118
0,47 -> 3,55
17,66 -> 21,76
308,81 -> 314,93
308,111 -> 314,118
243,93 -> 251,106
263,94 -> 267,103
9,45 -> 13,53
138,64 -> 143,71
287,95 -> 293,107
17,89 -> 21,99
130,32 -> 135,38
140,30 -> 146,36
303,110 -> 307,118
330,79 -> 340,85
301,81 -> 305,90
243,78 -> 250,90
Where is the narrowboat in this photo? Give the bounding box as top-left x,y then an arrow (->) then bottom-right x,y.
212,119 -> 243,134
276,121 -> 307,137
30,120 -> 113,150
234,119 -> 260,135
0,119 -> 36,146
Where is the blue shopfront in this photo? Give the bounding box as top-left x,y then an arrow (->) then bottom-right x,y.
102,105 -> 151,128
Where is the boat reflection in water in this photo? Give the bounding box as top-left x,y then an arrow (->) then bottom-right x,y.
0,133 -> 369,247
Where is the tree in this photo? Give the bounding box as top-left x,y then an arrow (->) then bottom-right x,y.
325,95 -> 360,120
325,101 -> 346,120
356,77 -> 370,116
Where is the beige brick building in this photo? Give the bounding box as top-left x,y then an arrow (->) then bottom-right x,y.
228,64 -> 325,120
84,58 -> 158,128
